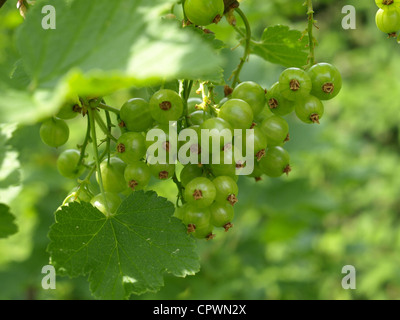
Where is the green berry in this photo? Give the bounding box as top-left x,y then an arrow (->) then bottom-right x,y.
259,146 -> 291,178
212,176 -> 239,206
40,118 -> 69,148
183,204 -> 211,231
184,177 -> 216,208
279,68 -> 312,101
97,157 -> 127,193
266,82 -> 294,116
149,89 -> 183,124
57,149 -> 85,179
375,7 -> 400,34
90,192 -> 121,216
259,115 -> 289,147
188,110 -> 212,126
180,164 -> 204,187
117,132 -> 146,164
149,162 -> 176,180
294,95 -> 324,124
232,81 -> 266,116
124,161 -> 151,191
375,0 -> 400,8
187,97 -> 203,113
219,99 -> 254,130
120,98 -> 153,132
308,63 -> 342,100
200,117 -> 233,151
56,102 -> 80,120
210,202 -> 234,231
184,0 -> 224,26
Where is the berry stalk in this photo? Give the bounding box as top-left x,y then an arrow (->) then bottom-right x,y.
98,102 -> 120,116
231,8 -> 252,88
77,115 -> 91,169
173,173 -> 186,206
105,110 -> 113,164
93,110 -> 118,143
88,105 -> 110,216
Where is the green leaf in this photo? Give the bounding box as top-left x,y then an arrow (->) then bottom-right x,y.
0,170 -> 20,189
48,191 -> 199,300
0,204 -> 18,239
0,124 -> 20,240
0,0 -> 222,124
186,25 -> 226,51
251,25 -> 309,68
0,123 -> 20,191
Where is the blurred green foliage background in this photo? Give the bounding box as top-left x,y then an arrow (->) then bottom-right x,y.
1,0 -> 400,300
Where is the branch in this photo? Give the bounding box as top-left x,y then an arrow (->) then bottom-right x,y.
306,0 -> 316,67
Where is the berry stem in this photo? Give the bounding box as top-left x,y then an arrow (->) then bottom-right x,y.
231,8 -> 252,88
186,80 -> 193,100
88,106 -> 110,216
181,0 -> 188,24
208,84 -> 215,105
199,82 -> 209,112
98,102 -> 120,116
77,115 -> 91,169
93,111 -> 118,143
172,173 -> 186,206
78,148 -> 107,192
181,79 -> 193,129
105,110 -> 113,164
306,0 -> 316,68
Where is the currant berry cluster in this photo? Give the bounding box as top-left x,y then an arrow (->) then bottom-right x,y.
120,86 -> 254,240
375,0 -> 400,36
39,102 -> 87,181
38,0 -> 341,241
39,73 -> 341,242
265,64 -> 342,128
